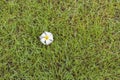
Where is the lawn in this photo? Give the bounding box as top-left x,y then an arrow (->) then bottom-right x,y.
0,0 -> 120,80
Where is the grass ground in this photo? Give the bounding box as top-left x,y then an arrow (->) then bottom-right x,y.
0,0 -> 120,80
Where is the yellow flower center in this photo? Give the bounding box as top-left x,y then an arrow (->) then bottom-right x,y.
45,35 -> 49,40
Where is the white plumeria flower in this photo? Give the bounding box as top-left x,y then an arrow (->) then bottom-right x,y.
39,31 -> 54,45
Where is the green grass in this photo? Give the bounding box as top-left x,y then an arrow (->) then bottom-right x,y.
0,0 -> 120,80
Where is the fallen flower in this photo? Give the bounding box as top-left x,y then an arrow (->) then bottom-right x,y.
39,31 -> 54,45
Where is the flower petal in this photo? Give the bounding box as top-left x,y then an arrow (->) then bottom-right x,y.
49,37 -> 53,41
40,33 -> 46,39
40,38 -> 46,45
45,31 -> 53,37
46,39 -> 53,45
